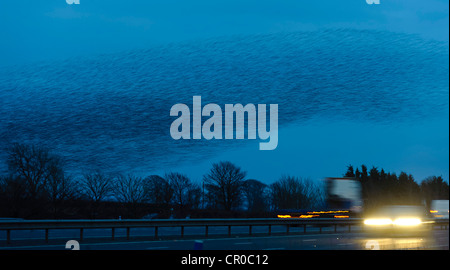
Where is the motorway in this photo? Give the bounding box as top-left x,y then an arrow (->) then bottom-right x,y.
0,225 -> 448,250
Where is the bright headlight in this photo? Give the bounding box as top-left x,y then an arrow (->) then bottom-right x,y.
364,218 -> 392,226
393,218 -> 421,226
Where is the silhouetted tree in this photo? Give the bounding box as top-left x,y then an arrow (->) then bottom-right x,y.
270,176 -> 323,210
421,176 -> 449,210
114,174 -> 147,218
45,166 -> 78,218
144,175 -> 173,205
0,175 -> 27,217
348,165 -> 423,211
80,171 -> 112,218
203,161 -> 246,211
166,172 -> 192,208
186,182 -> 202,211
344,165 -> 355,177
7,143 -> 62,201
242,179 -> 269,212
397,172 -> 421,205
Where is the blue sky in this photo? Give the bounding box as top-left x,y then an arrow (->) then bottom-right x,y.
0,0 -> 448,184
0,0 -> 448,66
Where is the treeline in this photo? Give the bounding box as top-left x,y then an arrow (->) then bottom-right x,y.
0,143 -> 323,219
0,143 -> 447,219
344,165 -> 449,212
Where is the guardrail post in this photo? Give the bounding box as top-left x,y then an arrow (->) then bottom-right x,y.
286,224 -> 290,235
112,228 -> 115,240
181,226 -> 184,238
348,224 -> 351,233
154,227 -> 158,239
126,227 -> 130,240
334,224 -> 337,233
228,225 -> 231,237
268,225 -> 271,236
205,225 -> 209,238
249,225 -> 252,236
80,228 -> 83,241
6,229 -> 11,244
45,229 -> 49,243
303,224 -> 306,233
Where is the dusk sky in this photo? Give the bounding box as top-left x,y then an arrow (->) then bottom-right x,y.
0,0 -> 448,185
1,0 -> 448,66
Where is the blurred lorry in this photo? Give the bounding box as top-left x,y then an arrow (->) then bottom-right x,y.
325,177 -> 363,215
430,200 -> 449,219
277,177 -> 362,218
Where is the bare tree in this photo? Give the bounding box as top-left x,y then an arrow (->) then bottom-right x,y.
7,143 -> 61,200
270,175 -> 302,210
80,172 -> 112,218
203,161 -> 246,211
242,179 -> 269,213
164,172 -> 202,211
270,175 -> 323,210
45,164 -> 78,218
165,172 -> 191,208
144,175 -> 173,205
186,182 -> 202,210
81,172 -> 112,202
114,175 -> 146,204
113,174 -> 147,218
0,175 -> 27,217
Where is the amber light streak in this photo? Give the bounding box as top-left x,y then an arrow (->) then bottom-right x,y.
307,210 -> 349,214
277,210 -> 351,219
277,214 -> 320,218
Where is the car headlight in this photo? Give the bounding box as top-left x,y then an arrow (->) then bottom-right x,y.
364,218 -> 392,226
392,218 -> 421,226
364,217 -> 422,226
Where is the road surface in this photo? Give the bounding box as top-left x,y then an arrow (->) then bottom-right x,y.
0,226 -> 447,250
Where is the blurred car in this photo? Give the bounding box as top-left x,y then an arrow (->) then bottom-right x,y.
363,205 -> 429,236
